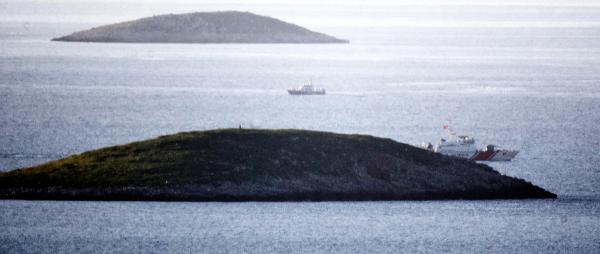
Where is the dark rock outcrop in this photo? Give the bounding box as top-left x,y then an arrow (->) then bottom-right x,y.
0,129 -> 556,201
52,11 -> 348,43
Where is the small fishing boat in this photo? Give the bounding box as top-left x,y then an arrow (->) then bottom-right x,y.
287,83 -> 326,95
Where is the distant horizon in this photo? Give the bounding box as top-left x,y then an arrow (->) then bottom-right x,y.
3,0 -> 600,29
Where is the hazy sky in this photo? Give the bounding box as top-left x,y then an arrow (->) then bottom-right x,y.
2,0 -> 600,29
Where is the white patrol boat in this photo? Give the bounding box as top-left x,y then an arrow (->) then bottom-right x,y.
288,82 -> 326,95
423,126 -> 518,161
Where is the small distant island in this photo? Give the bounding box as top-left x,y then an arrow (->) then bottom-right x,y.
52,11 -> 348,44
0,129 -> 555,201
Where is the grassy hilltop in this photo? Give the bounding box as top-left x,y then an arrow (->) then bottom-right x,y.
0,129 -> 555,201
52,11 -> 349,43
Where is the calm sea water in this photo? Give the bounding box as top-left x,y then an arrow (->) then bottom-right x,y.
1,1 -> 600,253
1,198 -> 599,254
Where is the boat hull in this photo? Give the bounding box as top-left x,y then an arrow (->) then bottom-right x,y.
469,150 -> 519,161
287,90 -> 326,95
430,145 -> 519,161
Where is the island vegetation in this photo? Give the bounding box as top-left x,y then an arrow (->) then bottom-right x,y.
52,11 -> 348,44
0,129 -> 556,201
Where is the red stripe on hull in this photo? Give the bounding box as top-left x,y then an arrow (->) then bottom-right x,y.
470,151 -> 495,161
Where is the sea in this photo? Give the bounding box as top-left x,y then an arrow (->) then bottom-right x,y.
1,1 -> 599,253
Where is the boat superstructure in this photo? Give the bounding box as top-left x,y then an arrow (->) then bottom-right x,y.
288,82 -> 326,95
434,135 -> 478,159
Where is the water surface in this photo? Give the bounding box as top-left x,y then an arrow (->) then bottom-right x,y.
1,1 -> 600,253
1,198 -> 599,253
